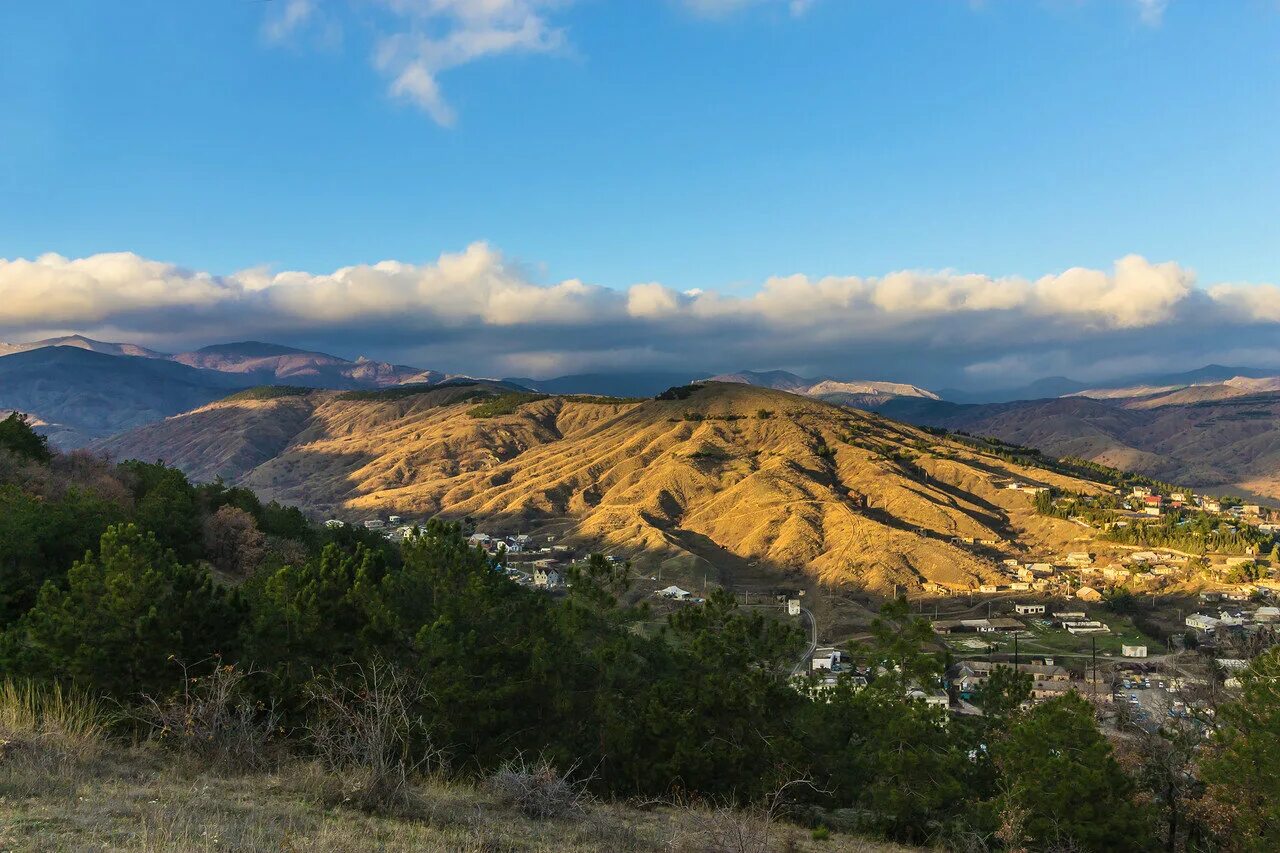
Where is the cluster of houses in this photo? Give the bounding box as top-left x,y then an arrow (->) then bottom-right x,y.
947,659 -> 1112,705
806,648 -> 949,709
931,606 -> 1111,638
1124,486 -> 1275,522
1184,604 -> 1280,636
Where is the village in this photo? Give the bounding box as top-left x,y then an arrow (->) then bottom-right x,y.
328,478 -> 1280,732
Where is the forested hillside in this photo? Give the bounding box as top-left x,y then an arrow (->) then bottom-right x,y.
3,411 -> 1279,851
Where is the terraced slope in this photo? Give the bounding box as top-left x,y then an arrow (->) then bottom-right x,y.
96,383 -> 1103,593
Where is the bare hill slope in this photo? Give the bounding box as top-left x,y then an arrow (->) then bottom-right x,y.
96,383 -> 1103,593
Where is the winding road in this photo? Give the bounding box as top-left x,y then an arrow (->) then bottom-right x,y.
790,606 -> 818,677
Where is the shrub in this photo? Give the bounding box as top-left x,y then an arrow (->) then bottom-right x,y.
303,659 -> 439,813
135,660 -> 280,772
221,386 -> 312,402
468,393 -> 550,418
655,384 -> 701,401
756,409 -> 774,420
485,755 -> 590,819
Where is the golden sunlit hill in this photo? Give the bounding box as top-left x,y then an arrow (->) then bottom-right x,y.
95,382 -> 1107,595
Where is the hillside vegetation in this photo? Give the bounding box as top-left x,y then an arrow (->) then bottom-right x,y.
879,390 -> 1280,502
95,383 -> 1105,594
4,412 -> 1279,852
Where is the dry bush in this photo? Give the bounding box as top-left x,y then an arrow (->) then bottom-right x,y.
135,659 -> 280,772
303,659 -> 439,813
666,778 -> 816,853
485,754 -> 591,820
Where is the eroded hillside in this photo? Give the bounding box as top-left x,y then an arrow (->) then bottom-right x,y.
96,383 -> 1103,593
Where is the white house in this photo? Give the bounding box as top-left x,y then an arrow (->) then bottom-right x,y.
1122,645 -> 1148,658
1254,606 -> 1280,623
812,648 -> 849,672
1185,613 -> 1221,632
324,519 -> 345,529
658,585 -> 692,600
533,568 -> 562,589
1015,604 -> 1046,616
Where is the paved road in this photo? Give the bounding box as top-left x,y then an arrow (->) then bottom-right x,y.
791,607 -> 817,677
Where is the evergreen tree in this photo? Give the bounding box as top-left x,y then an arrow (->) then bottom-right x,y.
6,524 -> 243,697
1202,647 -> 1280,850
0,412 -> 52,464
993,693 -> 1154,851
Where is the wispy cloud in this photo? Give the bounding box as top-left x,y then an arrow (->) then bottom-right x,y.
1135,0 -> 1169,27
680,0 -> 819,18
263,0 -> 316,42
370,0 -> 571,126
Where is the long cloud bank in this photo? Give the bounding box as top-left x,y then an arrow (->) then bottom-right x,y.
0,243 -> 1276,387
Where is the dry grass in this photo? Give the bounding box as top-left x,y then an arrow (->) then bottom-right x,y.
98,382 -> 1108,594
0,678 -> 114,800
0,742 -> 918,853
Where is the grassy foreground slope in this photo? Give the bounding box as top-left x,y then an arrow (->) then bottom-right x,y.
0,717 -> 903,853
96,382 -> 1105,594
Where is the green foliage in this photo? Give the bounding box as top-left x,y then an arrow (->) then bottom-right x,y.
0,485 -> 127,628
993,693 -> 1154,851
756,408 -> 774,419
0,413 -> 52,464
1201,647 -> 1280,851
336,384 -> 448,402
221,385 -> 312,401
467,392 -> 550,418
4,524 -> 243,697
976,664 -> 1032,722
563,395 -> 646,404
654,384 -> 701,401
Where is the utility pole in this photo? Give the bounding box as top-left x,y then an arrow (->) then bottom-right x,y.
1091,635 -> 1098,701
1014,632 -> 1019,672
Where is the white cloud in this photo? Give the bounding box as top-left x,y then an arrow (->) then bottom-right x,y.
263,0 -> 316,42
371,0 -> 572,126
680,0 -> 818,17
0,244 -> 1270,381
1135,0 -> 1169,27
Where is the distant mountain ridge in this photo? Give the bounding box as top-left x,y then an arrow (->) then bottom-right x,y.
0,336 -> 461,447
0,335 -> 451,390
703,369 -> 940,406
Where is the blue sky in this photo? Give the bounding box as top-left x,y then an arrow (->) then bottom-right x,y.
1,1 -> 1279,385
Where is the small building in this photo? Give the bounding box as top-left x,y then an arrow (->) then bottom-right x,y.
533,568 -> 562,589
787,599 -> 801,617
1015,603 -> 1046,616
324,519 -> 345,529
657,585 -> 692,600
363,519 -> 386,530
812,648 -> 849,672
1075,585 -> 1104,602
1066,552 -> 1094,566
1122,644 -> 1148,658
1185,613 -> 1221,633
1254,606 -> 1280,623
